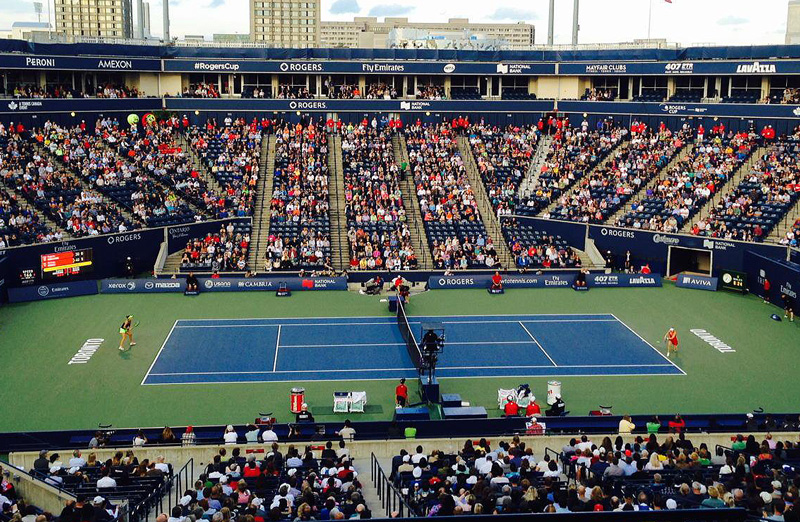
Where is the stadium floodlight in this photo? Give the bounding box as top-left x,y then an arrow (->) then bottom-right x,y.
547,0 -> 555,45
33,2 -> 43,22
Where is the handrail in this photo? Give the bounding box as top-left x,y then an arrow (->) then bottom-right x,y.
370,452 -> 415,518
128,458 -> 193,522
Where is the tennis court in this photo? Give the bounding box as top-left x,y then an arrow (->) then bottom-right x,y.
142,313 -> 685,385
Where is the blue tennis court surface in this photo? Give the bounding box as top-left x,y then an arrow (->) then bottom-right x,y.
142,314 -> 684,385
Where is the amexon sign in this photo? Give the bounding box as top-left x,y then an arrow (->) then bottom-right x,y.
0,54 -> 161,71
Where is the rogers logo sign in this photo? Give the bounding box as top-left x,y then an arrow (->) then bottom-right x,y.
107,232 -> 142,245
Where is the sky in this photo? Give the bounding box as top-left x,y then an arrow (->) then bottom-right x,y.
0,0 -> 791,45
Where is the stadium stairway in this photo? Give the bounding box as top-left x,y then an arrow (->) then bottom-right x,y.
607,143 -> 696,226
352,457 -> 385,517
540,136 -> 628,217
678,144 -> 767,234
30,140 -> 141,230
392,133 -> 433,270
766,197 -> 800,243
175,133 -> 225,195
328,133 -> 348,272
456,135 -> 516,268
248,134 -> 277,271
518,134 -> 553,202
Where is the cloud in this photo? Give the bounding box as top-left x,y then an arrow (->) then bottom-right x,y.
330,0 -> 360,14
367,4 -> 413,17
488,7 -> 539,21
207,0 -> 224,7
717,15 -> 748,26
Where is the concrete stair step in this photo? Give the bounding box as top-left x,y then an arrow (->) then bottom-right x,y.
393,133 -> 433,270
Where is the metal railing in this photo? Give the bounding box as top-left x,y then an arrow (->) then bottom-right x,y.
370,452 -> 415,518
129,458 -> 194,522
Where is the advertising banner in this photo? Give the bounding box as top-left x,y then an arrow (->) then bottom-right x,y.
7,280 -> 98,303
675,274 -> 719,291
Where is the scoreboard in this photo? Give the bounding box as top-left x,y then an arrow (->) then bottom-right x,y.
41,248 -> 94,280
719,269 -> 747,294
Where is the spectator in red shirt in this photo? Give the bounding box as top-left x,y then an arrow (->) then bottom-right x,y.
668,414 -> 686,434
525,400 -> 541,417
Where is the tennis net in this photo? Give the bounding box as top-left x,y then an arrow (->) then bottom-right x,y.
396,296 -> 424,373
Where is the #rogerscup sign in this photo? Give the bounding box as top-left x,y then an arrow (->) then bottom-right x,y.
68,339 -> 104,364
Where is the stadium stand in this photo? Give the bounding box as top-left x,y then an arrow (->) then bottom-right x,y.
549,123 -> 693,224
264,120 -> 333,271
690,138 -> 800,241
340,123 -> 417,271
404,122 -> 501,269
503,218 -> 583,269
467,123 -> 539,220
518,118 -> 628,217
617,130 -> 757,232
389,431 -> 799,517
0,186 -> 55,247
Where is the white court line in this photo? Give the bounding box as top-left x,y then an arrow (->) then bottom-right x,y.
148,363 -> 675,376
609,313 -> 687,376
272,325 -> 282,372
142,369 -> 682,386
518,321 -> 558,367
278,341 -> 542,348
175,312 -> 616,323
140,320 -> 178,386
172,319 -> 617,329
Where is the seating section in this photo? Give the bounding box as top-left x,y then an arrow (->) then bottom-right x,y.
669,90 -> 703,103
518,120 -> 627,217
187,118 -> 263,218
391,431 -> 800,517
0,187 -> 54,247
549,124 -> 693,224
501,90 -> 537,100
618,131 -> 756,232
180,222 -> 252,272
341,124 -> 417,271
30,125 -> 138,236
468,123 -> 539,219
34,452 -> 169,520
503,219 -> 583,269
265,121 -> 332,271
450,88 -> 482,100
404,123 -> 501,269
781,218 -> 800,246
691,139 -> 800,241
632,90 -> 667,102
722,91 -> 760,104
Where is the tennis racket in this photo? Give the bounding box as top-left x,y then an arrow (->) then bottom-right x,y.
133,321 -> 141,328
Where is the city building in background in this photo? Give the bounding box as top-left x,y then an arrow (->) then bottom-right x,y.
250,0 -> 320,47
787,0 -> 800,44
54,0 -> 134,38
0,21 -> 52,40
320,17 -> 535,50
213,33 -> 252,43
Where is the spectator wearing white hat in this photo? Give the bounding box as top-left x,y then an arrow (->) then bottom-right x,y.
223,425 -> 238,445
296,404 -> 314,423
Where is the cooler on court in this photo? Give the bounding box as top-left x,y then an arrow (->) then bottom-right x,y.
547,381 -> 561,405
290,387 -> 306,413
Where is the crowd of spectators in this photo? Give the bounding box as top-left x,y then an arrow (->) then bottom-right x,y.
550,122 -> 693,224
781,218 -> 800,247
265,120 -> 332,270
390,430 -> 800,519
364,83 -> 398,100
503,219 -> 583,269
180,225 -> 250,272
0,187 -> 57,247
404,122 -> 499,269
618,130 -> 756,232
341,123 -> 417,271
277,86 -> 313,99
468,123 -> 539,219
524,118 -> 628,217
4,83 -> 141,99
582,88 -> 616,101
779,88 -> 800,104
182,83 -> 221,98
691,138 -> 800,241
415,85 -> 445,100
188,117 -> 263,218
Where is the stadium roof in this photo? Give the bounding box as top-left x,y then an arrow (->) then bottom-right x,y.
11,22 -> 51,29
